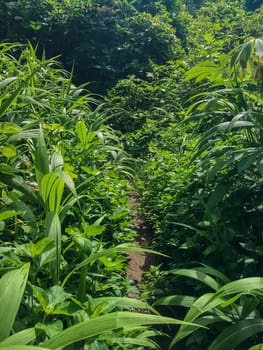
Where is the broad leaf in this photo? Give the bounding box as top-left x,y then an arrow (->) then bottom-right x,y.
0,264 -> 30,341
42,312 -> 201,349
166,268 -> 221,291
155,295 -> 196,308
215,277 -> 263,298
40,173 -> 64,213
44,212 -> 61,284
35,128 -> 49,186
0,328 -> 36,346
170,293 -> 224,346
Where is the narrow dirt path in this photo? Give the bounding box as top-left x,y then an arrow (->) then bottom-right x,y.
127,192 -> 155,295
126,193 -> 170,350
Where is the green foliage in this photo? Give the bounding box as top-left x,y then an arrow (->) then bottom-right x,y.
105,59 -> 194,161
0,0 -> 181,92
184,0 -> 252,60
155,266 -> 263,349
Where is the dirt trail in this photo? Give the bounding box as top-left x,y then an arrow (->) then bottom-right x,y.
127,193 -> 154,290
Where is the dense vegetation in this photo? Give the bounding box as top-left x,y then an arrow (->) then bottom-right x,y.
1,0 -> 263,349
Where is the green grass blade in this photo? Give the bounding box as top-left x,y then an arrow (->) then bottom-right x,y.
166,268 -> 221,291
215,277 -> 263,298
42,311 -> 201,349
97,334 -> 160,349
59,195 -> 82,224
58,171 -> 76,197
0,264 -> 30,341
90,296 -> 158,315
169,293 -> 224,347
76,120 -> 87,148
170,278 -> 263,348
8,129 -> 40,142
0,77 -> 17,90
155,295 -> 197,308
197,264 -> 230,285
0,328 -> 36,346
0,68 -> 39,119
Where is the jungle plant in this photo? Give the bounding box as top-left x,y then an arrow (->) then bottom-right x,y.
155,265 -> 263,349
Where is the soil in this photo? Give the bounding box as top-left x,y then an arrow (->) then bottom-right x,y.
127,193 -> 155,291
126,193 -> 172,350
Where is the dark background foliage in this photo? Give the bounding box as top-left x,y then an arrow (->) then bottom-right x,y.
0,0 -> 182,92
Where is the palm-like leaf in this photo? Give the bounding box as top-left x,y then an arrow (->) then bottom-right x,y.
42,312 -> 200,349
164,267 -> 263,349
0,264 -> 30,341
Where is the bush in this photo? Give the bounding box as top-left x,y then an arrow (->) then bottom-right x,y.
0,0 -> 181,93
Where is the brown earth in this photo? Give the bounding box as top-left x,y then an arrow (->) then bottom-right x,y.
127,193 -> 155,289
